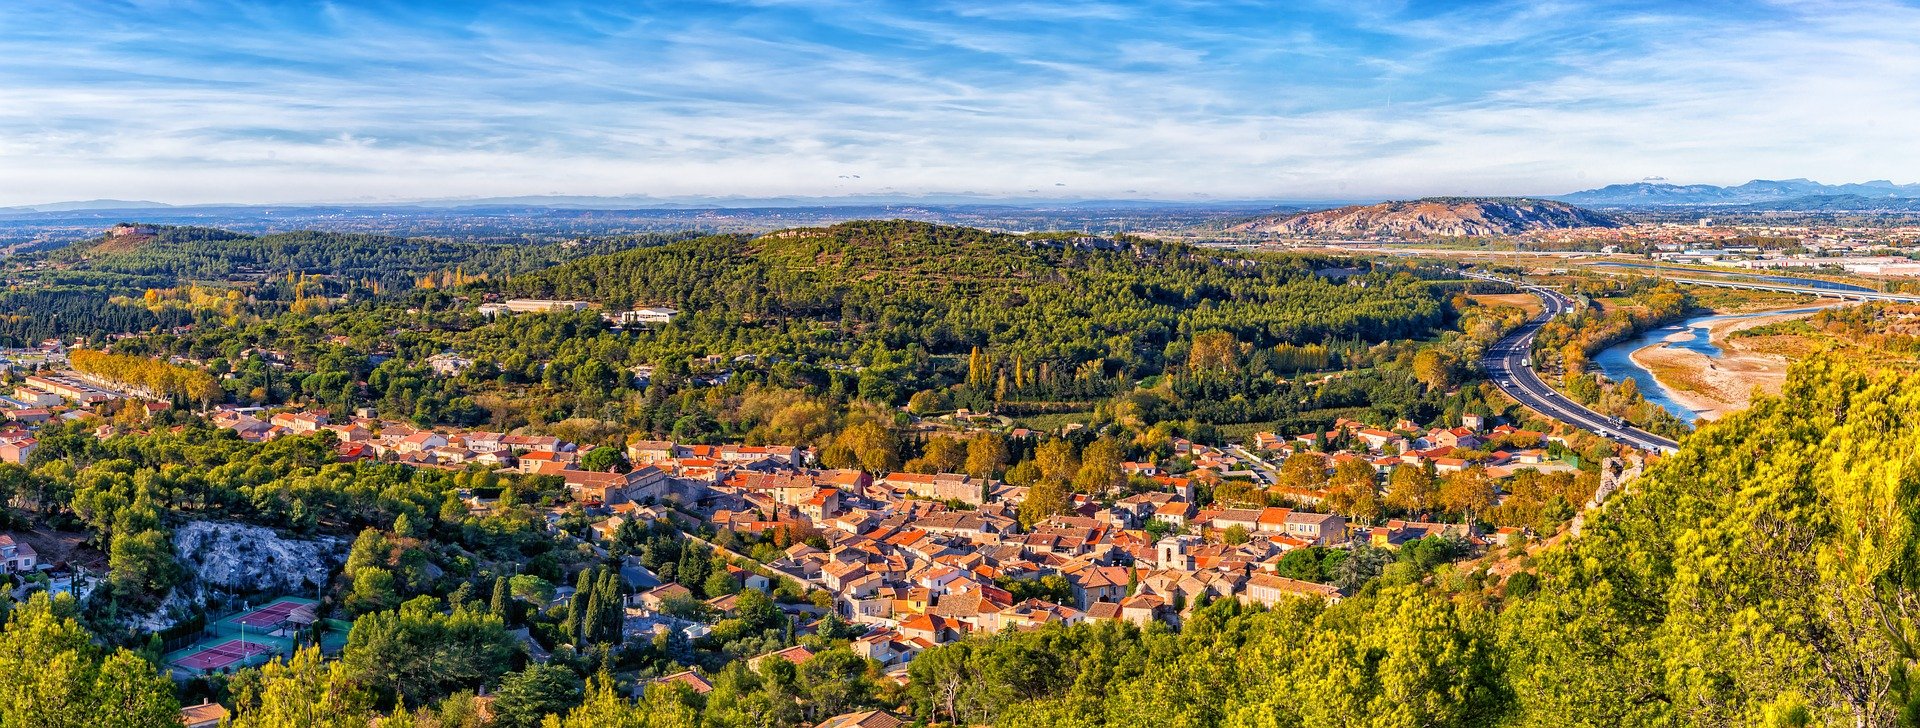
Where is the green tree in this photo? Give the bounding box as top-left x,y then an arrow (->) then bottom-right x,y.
1277,452 -> 1328,493
489,576 -> 511,623
799,648 -> 874,721
346,568 -> 401,614
342,600 -> 514,708
964,432 -> 1009,479
1018,478 -> 1070,527
491,664 -> 583,728
0,592 -> 178,728
231,647 -> 374,728
579,446 -> 625,473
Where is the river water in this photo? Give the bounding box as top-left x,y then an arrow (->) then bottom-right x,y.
1593,307 -> 1828,422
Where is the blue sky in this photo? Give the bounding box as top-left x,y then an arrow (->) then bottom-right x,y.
2,0 -> 1918,204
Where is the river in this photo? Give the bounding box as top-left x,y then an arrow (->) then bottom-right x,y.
1593,307 -> 1828,422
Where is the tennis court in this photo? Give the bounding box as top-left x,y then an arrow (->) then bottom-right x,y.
164,596 -> 322,676
212,596 -> 320,637
232,598 -> 317,629
170,638 -> 273,671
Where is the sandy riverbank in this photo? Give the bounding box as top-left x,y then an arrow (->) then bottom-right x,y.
1627,305 -> 1837,420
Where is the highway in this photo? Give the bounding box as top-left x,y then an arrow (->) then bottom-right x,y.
1467,273 -> 1681,454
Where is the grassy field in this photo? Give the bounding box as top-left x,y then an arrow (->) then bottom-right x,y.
1215,407 -> 1373,442
1467,292 -> 1543,316
1686,287 -> 1822,313
1012,410 -> 1099,432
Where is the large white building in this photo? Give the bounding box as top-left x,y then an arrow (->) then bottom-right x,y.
479,299 -> 594,316
617,306 -> 679,325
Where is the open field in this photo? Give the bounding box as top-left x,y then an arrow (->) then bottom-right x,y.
1686,287 -> 1821,313
1466,292 -> 1543,316
1011,410 -> 1097,432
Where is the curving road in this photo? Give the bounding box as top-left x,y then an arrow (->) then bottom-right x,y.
1468,273 -> 1681,454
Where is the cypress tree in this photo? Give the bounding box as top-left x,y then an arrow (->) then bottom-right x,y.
570,569 -> 594,644
490,575 -> 510,624
595,568 -> 622,643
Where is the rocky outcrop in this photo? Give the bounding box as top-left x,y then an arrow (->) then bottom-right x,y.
1232,197 -> 1620,238
172,520 -> 344,597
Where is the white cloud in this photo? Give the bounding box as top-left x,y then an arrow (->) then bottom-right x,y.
0,1 -> 1918,204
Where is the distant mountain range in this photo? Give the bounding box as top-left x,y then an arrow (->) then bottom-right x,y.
1230,197 -> 1619,238
0,199 -> 174,213
1727,194 -> 1920,212
1558,179 -> 1920,206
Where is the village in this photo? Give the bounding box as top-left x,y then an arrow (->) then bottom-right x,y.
0,312 -> 1606,700
179,402 -> 1560,687
0,338 -> 1588,726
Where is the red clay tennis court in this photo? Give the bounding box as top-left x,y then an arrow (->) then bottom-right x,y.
234,599 -> 314,629
172,638 -> 272,671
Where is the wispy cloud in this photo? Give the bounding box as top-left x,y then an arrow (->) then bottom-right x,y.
0,0 -> 1917,204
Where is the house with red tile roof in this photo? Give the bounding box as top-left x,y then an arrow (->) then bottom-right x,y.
747,645 -> 815,672
179,699 -> 229,728
0,534 -> 38,574
652,670 -> 714,695
898,613 -> 964,645
815,709 -> 906,728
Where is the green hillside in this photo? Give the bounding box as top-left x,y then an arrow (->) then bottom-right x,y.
32,224 -> 687,291
505,219 -> 1448,366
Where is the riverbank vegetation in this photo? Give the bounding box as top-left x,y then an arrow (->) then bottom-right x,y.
1736,301 -> 1920,366
1526,275 -> 1693,436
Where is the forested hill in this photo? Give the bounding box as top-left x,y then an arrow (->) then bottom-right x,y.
503,219 -> 1450,363
34,224 -> 690,290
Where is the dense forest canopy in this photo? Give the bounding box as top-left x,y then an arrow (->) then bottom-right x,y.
507,220 -> 1449,363
0,225 -> 693,346
39,225 -> 690,286
97,221 -> 1476,436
